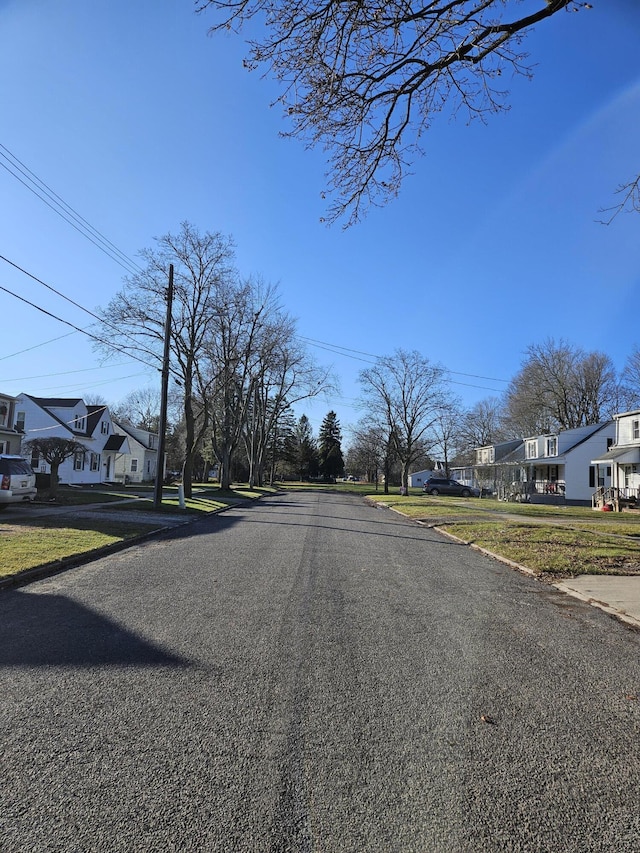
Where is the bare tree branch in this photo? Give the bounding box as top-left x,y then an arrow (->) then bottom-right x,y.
196,0 -> 592,224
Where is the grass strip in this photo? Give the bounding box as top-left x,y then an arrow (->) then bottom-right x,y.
443,521 -> 640,576
0,517 -> 158,578
367,493 -> 640,576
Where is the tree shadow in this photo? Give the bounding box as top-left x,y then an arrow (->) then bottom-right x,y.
0,589 -> 190,668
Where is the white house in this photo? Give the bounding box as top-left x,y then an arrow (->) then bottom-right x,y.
520,422 -> 615,505
452,439 -> 524,495
591,409 -> 640,509
455,424 -> 615,505
408,466 -> 446,489
112,420 -> 164,484
15,395 -> 129,485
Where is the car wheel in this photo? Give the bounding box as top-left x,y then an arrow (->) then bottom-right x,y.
461,489 -> 470,497
430,488 -> 439,495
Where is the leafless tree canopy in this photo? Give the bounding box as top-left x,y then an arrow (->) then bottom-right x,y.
197,0 -> 590,224
359,348 -> 447,491
503,338 -> 617,435
620,345 -> 640,411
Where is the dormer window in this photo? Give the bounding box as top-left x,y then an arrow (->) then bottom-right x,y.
633,420 -> 640,441
101,421 -> 110,435
527,441 -> 537,459
546,437 -> 557,456
73,414 -> 86,431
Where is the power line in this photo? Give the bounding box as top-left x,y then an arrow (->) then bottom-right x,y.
0,143 -> 142,276
0,281 -> 160,372
0,331 -> 77,361
297,335 -> 509,390
0,254 -> 182,380
0,253 -> 118,328
0,362 -> 135,383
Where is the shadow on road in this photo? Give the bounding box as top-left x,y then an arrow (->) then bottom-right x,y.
0,589 -> 190,669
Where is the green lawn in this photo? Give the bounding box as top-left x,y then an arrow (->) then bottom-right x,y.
0,517 -> 159,578
366,492 -> 640,576
0,482 -> 276,581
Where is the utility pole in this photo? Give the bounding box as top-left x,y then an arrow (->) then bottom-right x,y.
153,264 -> 173,510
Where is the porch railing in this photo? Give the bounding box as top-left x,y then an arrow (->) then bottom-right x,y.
592,486 -> 640,510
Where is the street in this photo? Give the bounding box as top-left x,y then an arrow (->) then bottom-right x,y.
2,490 -> 640,852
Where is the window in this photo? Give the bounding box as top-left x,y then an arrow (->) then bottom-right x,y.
90,453 -> 100,472
16,412 -> 25,432
149,434 -> 157,449
607,437 -> 614,449
527,441 -> 537,459
73,452 -> 85,471
147,460 -> 152,474
73,414 -> 86,431
30,450 -> 39,469
546,437 -> 557,456
589,467 -> 595,488
101,421 -> 109,435
130,459 -> 138,473
633,420 -> 640,440
0,403 -> 7,427
0,441 -> 4,454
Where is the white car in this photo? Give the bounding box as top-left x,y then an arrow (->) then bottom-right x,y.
0,455 -> 37,510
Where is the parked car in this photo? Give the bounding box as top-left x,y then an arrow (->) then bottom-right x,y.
422,477 -> 480,498
0,455 -> 37,509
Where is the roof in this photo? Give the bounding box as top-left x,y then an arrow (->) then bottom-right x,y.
26,396 -> 83,408
86,405 -> 110,436
103,434 -> 127,452
592,445 -> 640,465
21,394 -> 89,438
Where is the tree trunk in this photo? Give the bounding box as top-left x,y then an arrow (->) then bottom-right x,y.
49,463 -> 60,500
401,461 -> 410,495
219,446 -> 232,491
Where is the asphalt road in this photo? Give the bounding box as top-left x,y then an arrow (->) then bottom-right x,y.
2,490 -> 640,852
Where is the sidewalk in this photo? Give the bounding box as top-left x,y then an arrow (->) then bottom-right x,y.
554,576 -> 640,630
431,519 -> 640,632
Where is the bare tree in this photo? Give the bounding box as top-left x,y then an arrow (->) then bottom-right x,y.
503,338 -> 617,435
359,349 -> 447,494
243,318 -> 331,487
431,395 -> 464,476
22,437 -> 87,500
204,277 -> 273,490
198,0 -> 592,224
620,345 -> 640,411
459,397 -> 508,452
112,387 -> 162,432
599,175 -> 640,224
347,417 -> 399,494
96,221 -> 236,498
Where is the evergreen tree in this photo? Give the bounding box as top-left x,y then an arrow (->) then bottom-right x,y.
318,411 -> 345,480
292,415 -> 319,481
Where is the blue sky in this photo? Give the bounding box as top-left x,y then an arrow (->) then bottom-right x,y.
0,0 -> 639,438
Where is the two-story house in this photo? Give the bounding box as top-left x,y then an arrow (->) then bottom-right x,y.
591,409 -> 640,510
15,395 -> 130,485
454,439 -> 524,497
112,420 -> 164,484
0,392 -> 25,455
521,422 -> 615,505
